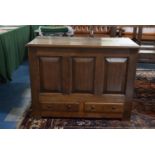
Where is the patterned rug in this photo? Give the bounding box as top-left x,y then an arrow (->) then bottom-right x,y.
19,69 -> 155,129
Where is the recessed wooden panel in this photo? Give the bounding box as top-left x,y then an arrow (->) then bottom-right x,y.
104,58 -> 128,94
72,57 -> 95,93
39,57 -> 62,92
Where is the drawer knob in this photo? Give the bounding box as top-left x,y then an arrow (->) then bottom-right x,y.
90,105 -> 95,110
47,105 -> 52,109
111,107 -> 116,110
66,105 -> 71,109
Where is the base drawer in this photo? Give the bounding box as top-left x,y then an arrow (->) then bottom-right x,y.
41,102 -> 80,112
84,102 -> 124,113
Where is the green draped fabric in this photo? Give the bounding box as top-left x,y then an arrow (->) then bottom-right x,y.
0,26 -> 31,81
40,26 -> 68,33
0,39 -> 7,80
30,25 -> 40,39
0,25 -> 67,81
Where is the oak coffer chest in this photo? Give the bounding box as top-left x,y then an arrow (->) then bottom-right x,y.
27,36 -> 139,120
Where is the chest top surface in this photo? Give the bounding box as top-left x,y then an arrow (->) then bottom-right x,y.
27,36 -> 139,49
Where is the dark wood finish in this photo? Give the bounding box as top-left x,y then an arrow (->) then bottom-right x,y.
28,36 -> 139,120
84,102 -> 123,113
133,26 -> 138,40
39,93 -> 126,103
123,50 -> 138,120
72,57 -> 95,93
39,57 -> 62,92
28,48 -> 41,116
137,26 -> 143,45
94,56 -> 104,95
42,102 -> 80,112
62,57 -> 72,94
104,58 -> 127,93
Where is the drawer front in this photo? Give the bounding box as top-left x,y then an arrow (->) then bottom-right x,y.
42,102 -> 80,112
84,102 -> 123,113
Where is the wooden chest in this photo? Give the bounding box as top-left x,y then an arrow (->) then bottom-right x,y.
27,36 -> 139,120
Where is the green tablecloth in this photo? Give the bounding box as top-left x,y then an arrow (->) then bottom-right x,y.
0,25 -> 31,81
